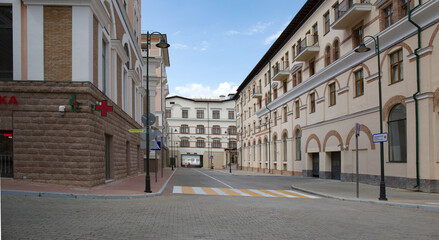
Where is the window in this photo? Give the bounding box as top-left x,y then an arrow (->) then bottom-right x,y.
228,126 -> 237,135
196,125 -> 205,134
324,11 -> 330,34
325,46 -> 331,67
354,69 -> 364,97
264,73 -> 268,86
197,110 -> 204,119
0,6 -> 13,81
273,88 -> 278,100
283,80 -> 287,93
310,93 -> 316,113
212,139 -> 221,148
212,110 -> 220,119
353,25 -> 363,48
196,139 -> 205,148
182,109 -> 188,118
229,141 -> 237,149
212,125 -> 221,135
298,70 -> 302,84
295,130 -> 301,161
388,104 -> 407,162
181,139 -> 189,147
295,101 -> 300,118
329,83 -> 336,106
180,125 -> 189,134
384,4 -> 393,28
283,133 -> 288,162
333,40 -> 340,61
228,111 -> 234,119
312,23 -> 318,44
401,0 -> 413,17
165,109 -> 171,118
390,49 -> 404,84
283,106 -> 288,122
102,40 -> 107,94
273,135 -> 278,162
274,111 -> 278,126
292,45 -> 296,59
293,74 -> 297,87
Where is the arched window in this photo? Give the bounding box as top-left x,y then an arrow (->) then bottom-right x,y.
388,104 -> 407,162
325,46 -> 331,66
333,40 -> 340,61
124,43 -> 130,68
283,133 -> 288,162
212,125 -> 221,135
196,125 -> 205,134
295,129 -> 301,161
180,124 -> 189,134
180,138 -> 189,147
264,138 -> 269,164
258,140 -> 262,162
253,141 -> 256,162
273,135 -> 278,162
212,139 -> 221,148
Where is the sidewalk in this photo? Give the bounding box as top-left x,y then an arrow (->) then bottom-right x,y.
213,169 -> 439,211
1,168 -> 176,199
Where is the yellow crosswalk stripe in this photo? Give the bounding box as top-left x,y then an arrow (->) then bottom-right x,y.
173,186 -> 319,199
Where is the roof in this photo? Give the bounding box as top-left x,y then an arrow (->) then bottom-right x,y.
234,0 -> 324,100
166,95 -> 234,103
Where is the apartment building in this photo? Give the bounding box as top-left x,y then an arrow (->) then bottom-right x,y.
235,0 -> 439,192
0,0 -> 145,187
166,95 -> 237,169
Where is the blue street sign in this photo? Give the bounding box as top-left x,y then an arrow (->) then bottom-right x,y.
151,141 -> 161,151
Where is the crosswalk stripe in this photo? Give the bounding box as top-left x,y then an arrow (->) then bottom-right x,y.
172,186 -> 319,199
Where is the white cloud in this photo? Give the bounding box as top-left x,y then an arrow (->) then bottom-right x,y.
225,30 -> 240,36
193,40 -> 209,51
174,30 -> 181,35
264,30 -> 282,45
172,82 -> 238,98
224,21 -> 272,36
172,43 -> 188,49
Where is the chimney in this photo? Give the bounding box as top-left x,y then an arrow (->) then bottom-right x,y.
219,95 -> 225,100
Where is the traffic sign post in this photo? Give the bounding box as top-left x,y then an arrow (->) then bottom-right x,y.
373,133 -> 388,143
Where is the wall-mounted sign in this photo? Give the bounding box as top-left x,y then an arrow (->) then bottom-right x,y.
69,94 -> 82,112
92,100 -> 113,117
0,96 -> 18,105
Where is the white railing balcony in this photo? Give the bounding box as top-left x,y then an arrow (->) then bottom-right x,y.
294,34 -> 319,62
331,0 -> 372,29
252,86 -> 262,98
272,61 -> 290,81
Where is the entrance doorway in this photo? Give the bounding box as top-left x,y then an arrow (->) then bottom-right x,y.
0,131 -> 13,177
312,153 -> 319,178
331,152 -> 341,180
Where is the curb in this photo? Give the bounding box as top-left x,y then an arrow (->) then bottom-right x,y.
1,169 -> 177,200
291,184 -> 439,211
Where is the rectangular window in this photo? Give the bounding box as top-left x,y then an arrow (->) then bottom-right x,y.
298,70 -> 302,84
310,93 -> 316,113
384,4 -> 393,28
212,125 -> 221,135
228,111 -> 234,119
324,12 -> 330,34
196,125 -> 204,134
181,139 -> 189,147
329,83 -> 336,106
212,110 -> 220,119
293,74 -> 297,87
390,49 -> 404,84
401,0 -> 413,17
309,59 -> 315,76
312,23 -> 318,45
165,109 -> 171,118
295,101 -> 300,119
181,125 -> 189,134
0,6 -> 13,81
196,139 -> 205,148
212,139 -> 221,148
274,111 -> 278,126
197,110 -> 204,119
283,106 -> 288,122
102,40 -> 107,94
182,109 -> 188,118
354,69 -> 364,97
353,25 -> 363,48
229,126 -> 236,135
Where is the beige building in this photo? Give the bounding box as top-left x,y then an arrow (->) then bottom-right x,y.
0,0 -> 146,186
235,0 -> 439,192
166,95 -> 237,169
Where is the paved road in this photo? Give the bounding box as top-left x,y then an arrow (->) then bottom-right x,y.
2,168 -> 439,239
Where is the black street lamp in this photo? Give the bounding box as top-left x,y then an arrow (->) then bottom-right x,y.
225,130 -> 231,173
145,32 -> 170,193
355,36 -> 387,201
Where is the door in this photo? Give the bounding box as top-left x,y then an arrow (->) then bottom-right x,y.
312,153 -> 319,177
104,134 -> 111,180
331,152 -> 341,180
0,131 -> 13,177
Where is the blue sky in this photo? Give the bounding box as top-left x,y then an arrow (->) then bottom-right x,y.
141,0 -> 307,98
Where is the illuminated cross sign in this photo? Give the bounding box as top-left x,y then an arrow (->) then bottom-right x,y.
94,100 -> 113,116
69,94 -> 82,112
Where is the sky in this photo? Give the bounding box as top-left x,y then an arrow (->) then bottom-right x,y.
141,0 -> 307,99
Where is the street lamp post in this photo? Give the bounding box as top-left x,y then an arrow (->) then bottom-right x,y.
225,130 -> 231,173
355,36 -> 387,201
145,32 -> 170,193
170,128 -> 174,171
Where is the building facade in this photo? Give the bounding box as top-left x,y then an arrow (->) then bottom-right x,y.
166,96 -> 237,169
235,0 -> 439,192
0,0 -> 146,187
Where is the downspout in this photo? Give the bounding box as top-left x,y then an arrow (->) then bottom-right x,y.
240,96 -> 243,170
207,101 -> 210,169
266,61 -> 272,174
408,1 -> 422,190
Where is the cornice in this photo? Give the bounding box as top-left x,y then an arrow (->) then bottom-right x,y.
110,39 -> 129,63
256,0 -> 439,117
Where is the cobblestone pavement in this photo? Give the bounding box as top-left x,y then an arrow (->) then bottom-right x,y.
2,169 -> 439,239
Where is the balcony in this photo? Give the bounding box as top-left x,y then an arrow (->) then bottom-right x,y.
294,34 -> 319,62
272,61 -> 290,81
331,0 -> 372,30
252,86 -> 262,99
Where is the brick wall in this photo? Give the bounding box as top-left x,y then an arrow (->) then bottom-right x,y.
0,81 -> 144,187
43,6 -> 72,81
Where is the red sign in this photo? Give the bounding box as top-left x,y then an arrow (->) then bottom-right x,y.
0,96 -> 18,105
95,100 -> 113,116
3,134 -> 12,137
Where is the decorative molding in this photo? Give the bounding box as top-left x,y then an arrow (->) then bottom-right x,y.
302,107 -> 379,130
365,72 -> 380,82
404,92 -> 434,103
407,46 -> 434,60
111,39 -> 129,63
337,86 -> 349,95
316,97 -> 325,104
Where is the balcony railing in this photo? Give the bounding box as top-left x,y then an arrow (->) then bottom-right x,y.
294,34 -> 319,61
252,86 -> 262,98
332,0 -> 371,29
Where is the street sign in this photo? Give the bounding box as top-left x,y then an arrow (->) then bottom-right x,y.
129,129 -> 145,133
140,141 -> 161,150
152,141 -> 161,151
210,155 -> 213,160
373,133 -> 388,143
142,113 -> 156,126
355,123 -> 360,137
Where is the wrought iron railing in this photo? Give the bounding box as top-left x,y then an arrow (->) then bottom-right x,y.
334,0 -> 371,21
296,34 -> 319,56
252,86 -> 262,95
0,155 -> 13,177
273,61 -> 290,76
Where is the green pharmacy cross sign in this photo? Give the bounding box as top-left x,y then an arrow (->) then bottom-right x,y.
69,94 -> 82,112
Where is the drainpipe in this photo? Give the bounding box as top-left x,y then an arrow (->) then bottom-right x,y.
240,95 -> 243,170
408,1 -> 422,190
266,61 -> 272,173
